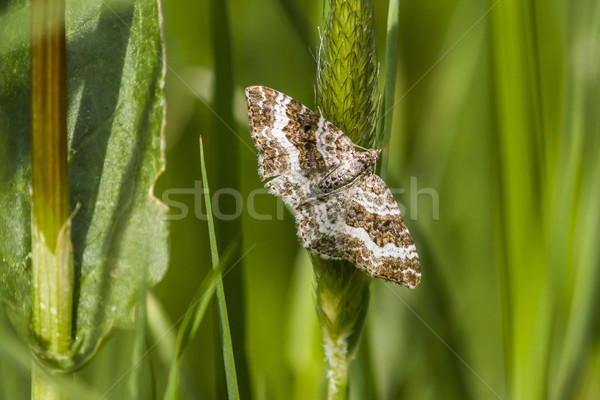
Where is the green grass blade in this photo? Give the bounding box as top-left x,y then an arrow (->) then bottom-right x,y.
162,269 -> 219,400
378,0 -> 400,179
550,1 -> 600,397
163,241 -> 237,400
275,0 -> 314,51
127,285 -> 148,400
489,1 -> 552,398
199,136 -> 240,400
180,242 -> 238,359
210,0 -> 250,394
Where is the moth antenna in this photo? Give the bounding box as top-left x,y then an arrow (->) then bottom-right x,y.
354,143 -> 370,151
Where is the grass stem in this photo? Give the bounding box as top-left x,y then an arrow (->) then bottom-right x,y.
30,0 -> 73,396
315,0 -> 380,397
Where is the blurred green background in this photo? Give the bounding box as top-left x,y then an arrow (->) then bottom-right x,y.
2,0 -> 600,399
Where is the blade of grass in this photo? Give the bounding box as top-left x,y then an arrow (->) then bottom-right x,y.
163,239 -> 238,400
554,154 -> 600,400
127,283 -> 148,400
275,0 -> 314,52
489,1 -> 551,398
550,1 -> 600,397
146,293 -> 177,377
199,136 -> 240,400
210,0 -> 250,394
378,0 -> 400,179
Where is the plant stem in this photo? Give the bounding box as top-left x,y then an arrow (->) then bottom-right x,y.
315,0 -> 379,398
32,364 -> 63,400
324,335 -> 349,400
31,0 -> 69,249
312,256 -> 371,400
30,0 -> 73,396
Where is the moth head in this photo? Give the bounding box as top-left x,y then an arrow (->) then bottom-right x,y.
358,149 -> 381,166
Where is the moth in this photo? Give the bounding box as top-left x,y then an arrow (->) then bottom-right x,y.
245,86 -> 421,288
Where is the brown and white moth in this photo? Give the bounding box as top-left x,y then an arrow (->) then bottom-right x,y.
245,86 -> 421,288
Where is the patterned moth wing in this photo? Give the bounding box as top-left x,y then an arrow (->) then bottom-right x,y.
245,86 -> 421,288
245,86 -> 355,179
246,85 -> 357,208
296,173 -> 421,288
